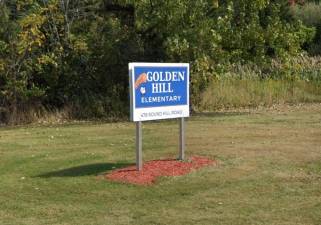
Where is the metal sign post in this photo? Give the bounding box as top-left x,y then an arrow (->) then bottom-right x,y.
136,121 -> 143,171
129,63 -> 190,171
179,117 -> 185,160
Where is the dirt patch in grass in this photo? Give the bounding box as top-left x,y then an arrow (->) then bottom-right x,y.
105,156 -> 216,185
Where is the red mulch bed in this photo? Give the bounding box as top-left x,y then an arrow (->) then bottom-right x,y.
105,156 -> 216,185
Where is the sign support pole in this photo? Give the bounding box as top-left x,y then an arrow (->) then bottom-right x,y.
136,121 -> 143,171
179,117 -> 185,160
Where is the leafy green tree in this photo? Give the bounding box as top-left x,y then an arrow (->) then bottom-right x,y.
133,0 -> 314,107
0,0 -> 47,123
0,0 -> 316,123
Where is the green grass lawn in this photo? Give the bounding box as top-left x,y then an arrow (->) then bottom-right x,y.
0,105 -> 321,225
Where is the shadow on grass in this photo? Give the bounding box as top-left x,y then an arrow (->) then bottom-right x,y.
36,162 -> 132,178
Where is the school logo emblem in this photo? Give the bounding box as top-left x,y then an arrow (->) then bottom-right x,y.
140,86 -> 146,95
135,73 -> 148,89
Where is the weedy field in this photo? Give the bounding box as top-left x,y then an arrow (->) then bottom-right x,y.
0,104 -> 320,225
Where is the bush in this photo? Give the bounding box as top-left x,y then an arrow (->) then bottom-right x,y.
290,2 -> 321,55
217,55 -> 321,81
0,0 -> 318,124
290,2 -> 321,26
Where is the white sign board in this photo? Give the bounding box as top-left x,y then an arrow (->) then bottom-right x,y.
129,63 -> 190,122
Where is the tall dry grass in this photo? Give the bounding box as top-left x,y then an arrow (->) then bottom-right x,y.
199,79 -> 321,111
2,56 -> 321,124
198,56 -> 321,111
0,106 -> 72,126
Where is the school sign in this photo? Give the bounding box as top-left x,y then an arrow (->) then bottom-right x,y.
129,63 -> 190,122
129,62 -> 190,170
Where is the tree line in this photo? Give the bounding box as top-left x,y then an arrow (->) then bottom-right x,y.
0,0 -> 320,124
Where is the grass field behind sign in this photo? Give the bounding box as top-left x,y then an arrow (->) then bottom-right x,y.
0,105 -> 321,225
199,79 -> 321,111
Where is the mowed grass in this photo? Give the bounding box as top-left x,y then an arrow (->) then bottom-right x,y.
0,105 -> 321,225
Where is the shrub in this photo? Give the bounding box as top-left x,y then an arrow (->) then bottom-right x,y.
290,2 -> 321,55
